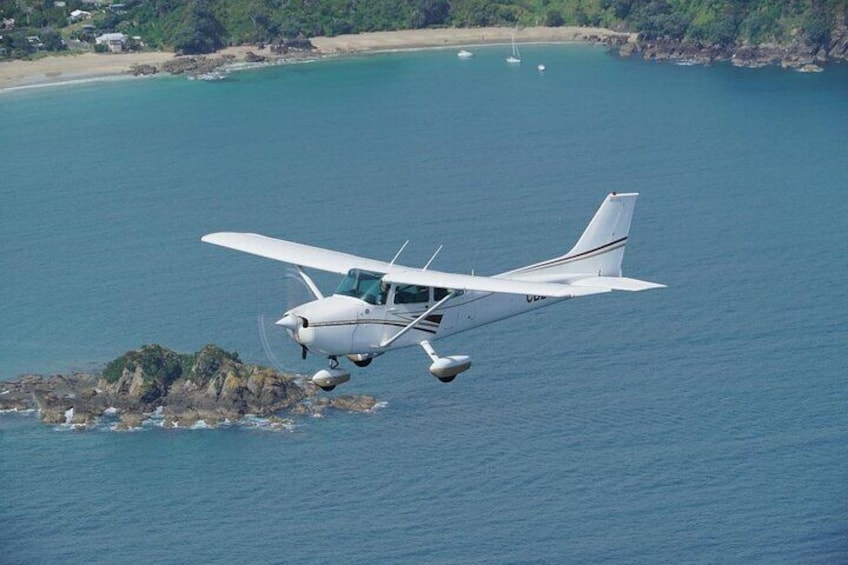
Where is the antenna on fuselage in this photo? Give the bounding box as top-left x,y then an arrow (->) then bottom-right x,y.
389,240 -> 409,266
423,245 -> 443,271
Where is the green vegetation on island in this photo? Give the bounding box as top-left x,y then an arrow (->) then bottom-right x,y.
1,1 -> 846,66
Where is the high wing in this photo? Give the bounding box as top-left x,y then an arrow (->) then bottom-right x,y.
201,232 -> 394,275
202,232 -> 609,299
383,268 -> 608,299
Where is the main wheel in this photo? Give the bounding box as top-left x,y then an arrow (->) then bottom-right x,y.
352,358 -> 372,368
319,385 -> 336,392
437,376 -> 456,383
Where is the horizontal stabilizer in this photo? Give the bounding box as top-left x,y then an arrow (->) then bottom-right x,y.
383,269 -> 609,298
570,276 -> 666,292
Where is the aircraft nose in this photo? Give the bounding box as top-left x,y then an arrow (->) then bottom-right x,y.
276,313 -> 300,331
275,296 -> 360,355
277,312 -> 315,345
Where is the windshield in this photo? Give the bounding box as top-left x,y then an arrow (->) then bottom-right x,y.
334,269 -> 387,305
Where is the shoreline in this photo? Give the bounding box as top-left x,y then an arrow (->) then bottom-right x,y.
0,26 -> 632,93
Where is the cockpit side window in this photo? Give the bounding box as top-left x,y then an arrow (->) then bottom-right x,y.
393,284 -> 430,304
361,279 -> 389,305
335,269 -> 388,305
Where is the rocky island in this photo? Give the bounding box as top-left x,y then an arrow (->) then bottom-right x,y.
0,344 -> 380,430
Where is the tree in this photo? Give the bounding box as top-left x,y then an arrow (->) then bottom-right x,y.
803,8 -> 832,48
172,0 -> 225,54
600,0 -> 636,20
545,9 -> 565,27
630,0 -> 688,41
409,0 -> 450,29
40,27 -> 65,51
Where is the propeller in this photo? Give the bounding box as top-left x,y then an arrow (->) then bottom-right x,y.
257,313 -> 288,372
256,267 -> 323,370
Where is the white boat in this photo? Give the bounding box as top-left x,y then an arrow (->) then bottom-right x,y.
537,64 -> 546,72
457,49 -> 473,59
506,31 -> 521,64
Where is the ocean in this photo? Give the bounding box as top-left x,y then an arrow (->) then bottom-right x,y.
1,45 -> 846,563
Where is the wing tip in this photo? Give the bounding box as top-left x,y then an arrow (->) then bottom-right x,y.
201,232 -> 234,244
201,231 -> 264,243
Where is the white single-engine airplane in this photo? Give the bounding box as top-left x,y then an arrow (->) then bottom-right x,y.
202,192 -> 664,390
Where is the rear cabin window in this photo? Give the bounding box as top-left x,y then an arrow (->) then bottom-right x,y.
393,284 -> 430,304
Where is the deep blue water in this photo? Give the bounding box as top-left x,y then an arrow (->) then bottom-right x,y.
1,45 -> 847,563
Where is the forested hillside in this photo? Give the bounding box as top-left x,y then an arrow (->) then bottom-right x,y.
1,0 -> 846,63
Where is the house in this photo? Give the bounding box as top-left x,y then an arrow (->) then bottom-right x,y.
2,18 -> 15,30
95,32 -> 127,53
54,1 -> 67,6
70,9 -> 92,22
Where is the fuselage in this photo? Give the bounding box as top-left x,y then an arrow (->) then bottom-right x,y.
281,269 -> 567,356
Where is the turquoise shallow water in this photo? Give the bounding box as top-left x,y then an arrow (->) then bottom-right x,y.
1,46 -> 847,563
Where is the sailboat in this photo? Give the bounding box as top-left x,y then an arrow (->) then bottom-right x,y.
506,31 -> 521,64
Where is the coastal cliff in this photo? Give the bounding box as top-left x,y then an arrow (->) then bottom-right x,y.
620,15 -> 848,71
612,0 -> 848,70
0,344 -> 379,430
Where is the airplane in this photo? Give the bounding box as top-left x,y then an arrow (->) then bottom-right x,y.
201,192 -> 664,391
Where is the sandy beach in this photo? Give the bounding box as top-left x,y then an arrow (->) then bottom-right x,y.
0,26 -> 633,92
309,26 -> 632,54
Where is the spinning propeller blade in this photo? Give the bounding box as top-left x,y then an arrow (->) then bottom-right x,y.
256,267 -> 324,372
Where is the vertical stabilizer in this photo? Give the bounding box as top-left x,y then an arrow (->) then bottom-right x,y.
507,193 -> 639,280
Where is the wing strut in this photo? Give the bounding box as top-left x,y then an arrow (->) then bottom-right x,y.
379,291 -> 457,348
423,245 -> 443,270
295,266 -> 324,299
389,240 -> 409,266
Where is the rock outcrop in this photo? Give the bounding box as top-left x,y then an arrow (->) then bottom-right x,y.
130,63 -> 158,76
270,36 -> 316,55
244,51 -> 266,63
0,344 -> 379,430
619,26 -> 848,71
161,54 -> 236,77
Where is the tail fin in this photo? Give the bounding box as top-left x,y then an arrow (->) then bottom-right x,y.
508,193 -> 638,280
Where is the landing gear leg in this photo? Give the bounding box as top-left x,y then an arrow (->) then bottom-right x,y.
419,340 -> 471,382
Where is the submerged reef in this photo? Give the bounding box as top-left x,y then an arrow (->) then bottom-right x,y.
0,344 -> 378,430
